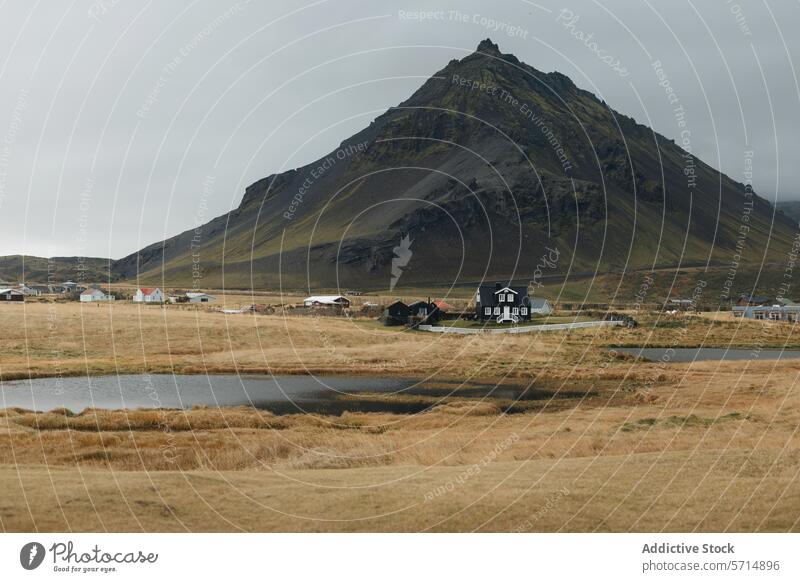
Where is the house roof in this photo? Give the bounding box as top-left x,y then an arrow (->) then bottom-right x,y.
740,294 -> 770,303
81,288 -> 105,296
186,292 -> 215,299
139,288 -> 160,296
494,286 -> 518,294
433,300 -> 453,310
0,288 -> 23,294
530,297 -> 550,309
477,284 -> 528,305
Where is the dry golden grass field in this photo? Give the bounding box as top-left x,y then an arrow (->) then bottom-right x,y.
1,300 -> 800,531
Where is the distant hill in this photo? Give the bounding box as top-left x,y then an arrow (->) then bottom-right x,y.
0,255 -> 111,285
3,39 -> 798,296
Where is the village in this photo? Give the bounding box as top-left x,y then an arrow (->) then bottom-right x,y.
0,276 -> 793,329
0,279 -> 585,324
0,282 -> 215,305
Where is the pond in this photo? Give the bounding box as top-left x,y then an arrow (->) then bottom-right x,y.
0,374 -> 422,413
612,347 -> 800,363
0,374 -> 598,414
0,374 -> 416,415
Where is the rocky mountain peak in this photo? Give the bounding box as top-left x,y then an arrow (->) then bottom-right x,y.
476,38 -> 501,54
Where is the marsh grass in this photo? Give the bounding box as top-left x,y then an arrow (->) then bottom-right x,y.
2,365 -> 797,474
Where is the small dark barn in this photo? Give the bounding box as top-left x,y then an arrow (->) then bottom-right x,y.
408,300 -> 441,324
382,301 -> 411,326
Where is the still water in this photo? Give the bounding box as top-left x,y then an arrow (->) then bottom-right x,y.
0,374 -> 417,414
0,374 -> 594,414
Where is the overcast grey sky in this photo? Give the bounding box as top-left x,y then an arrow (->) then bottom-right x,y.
0,0 -> 797,259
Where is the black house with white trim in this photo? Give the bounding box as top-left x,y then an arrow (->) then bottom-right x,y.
475,283 -> 532,323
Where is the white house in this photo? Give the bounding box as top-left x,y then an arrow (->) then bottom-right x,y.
303,295 -> 351,308
133,287 -> 164,303
529,298 -> 553,315
80,288 -> 115,302
186,292 -> 216,303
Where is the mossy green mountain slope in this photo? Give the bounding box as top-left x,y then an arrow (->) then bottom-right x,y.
73,40 -> 800,290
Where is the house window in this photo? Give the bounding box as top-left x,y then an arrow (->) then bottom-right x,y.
512,307 -> 519,315
494,307 -> 501,316
520,307 -> 528,316
484,307 -> 492,316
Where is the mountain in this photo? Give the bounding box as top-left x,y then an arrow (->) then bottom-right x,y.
0,255 -> 111,285
7,40 -> 800,293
